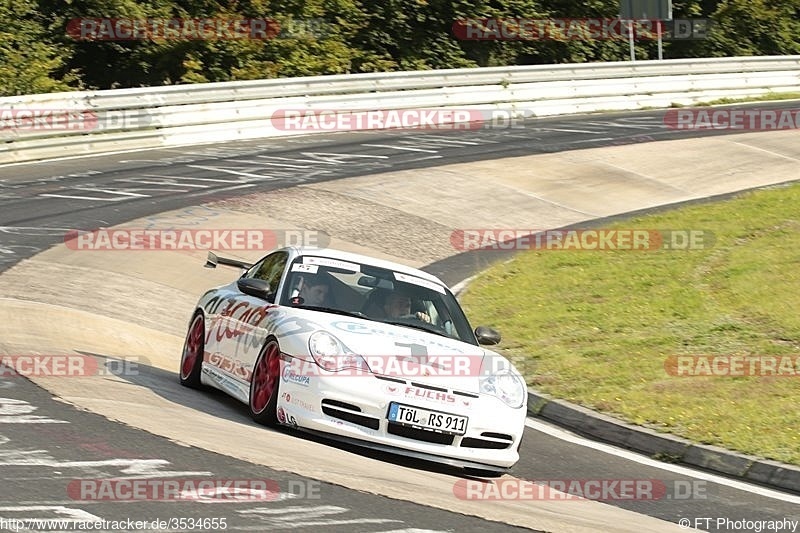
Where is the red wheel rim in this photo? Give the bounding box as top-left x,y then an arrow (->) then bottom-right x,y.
251,342 -> 280,413
181,315 -> 203,379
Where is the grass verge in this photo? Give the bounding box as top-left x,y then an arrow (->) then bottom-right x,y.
461,182 -> 800,465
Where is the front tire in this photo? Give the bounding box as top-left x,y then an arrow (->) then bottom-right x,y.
249,339 -> 281,426
180,313 -> 205,388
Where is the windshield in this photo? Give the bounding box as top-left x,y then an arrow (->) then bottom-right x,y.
279,255 -> 478,345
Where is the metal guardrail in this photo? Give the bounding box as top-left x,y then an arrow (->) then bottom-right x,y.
1,55 -> 799,164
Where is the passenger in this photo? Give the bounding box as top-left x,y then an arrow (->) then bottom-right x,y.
366,290 -> 430,323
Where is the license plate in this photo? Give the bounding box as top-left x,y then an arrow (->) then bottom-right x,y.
387,402 -> 468,435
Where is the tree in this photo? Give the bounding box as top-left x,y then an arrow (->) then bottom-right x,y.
0,0 -> 77,95
5,0 -> 799,94
701,0 -> 800,56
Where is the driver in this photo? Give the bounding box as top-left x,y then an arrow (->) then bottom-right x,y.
291,275 -> 331,306
383,292 -> 431,323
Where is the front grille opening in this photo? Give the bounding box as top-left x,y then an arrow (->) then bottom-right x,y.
322,399 -> 361,412
387,423 -> 455,445
482,432 -> 513,440
321,400 -> 380,430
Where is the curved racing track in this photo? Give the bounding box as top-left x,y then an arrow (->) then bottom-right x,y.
1,106 -> 800,532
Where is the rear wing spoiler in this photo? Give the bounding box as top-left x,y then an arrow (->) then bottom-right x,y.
204,251 -> 253,270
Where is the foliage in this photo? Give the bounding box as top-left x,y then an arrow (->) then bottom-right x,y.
0,0 -> 797,95
0,0 -> 78,95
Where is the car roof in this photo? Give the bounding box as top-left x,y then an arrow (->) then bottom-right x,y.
281,246 -> 449,289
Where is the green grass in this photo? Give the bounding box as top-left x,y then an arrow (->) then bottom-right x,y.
461,182 -> 800,465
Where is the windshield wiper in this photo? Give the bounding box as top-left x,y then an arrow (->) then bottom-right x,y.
382,319 -> 448,338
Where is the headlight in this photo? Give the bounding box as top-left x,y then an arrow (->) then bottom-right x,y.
480,370 -> 526,409
308,331 -> 369,373
309,331 -> 342,358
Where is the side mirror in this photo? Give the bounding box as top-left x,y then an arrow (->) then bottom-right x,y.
237,278 -> 274,301
475,326 -> 501,346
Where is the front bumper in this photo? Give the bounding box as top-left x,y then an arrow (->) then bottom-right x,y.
276,356 -> 526,470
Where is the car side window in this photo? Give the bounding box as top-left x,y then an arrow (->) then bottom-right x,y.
244,251 -> 288,301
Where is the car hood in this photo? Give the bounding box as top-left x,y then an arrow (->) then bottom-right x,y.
322,317 -> 498,393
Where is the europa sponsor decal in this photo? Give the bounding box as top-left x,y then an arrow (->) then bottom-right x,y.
665,355 -> 800,377
664,108 -> 800,130
450,229 -> 714,251
282,366 -> 311,386
0,355 -> 141,378
270,109 -> 525,131
67,478 -> 280,501
66,18 -> 280,41
451,479 -> 709,501
64,228 -> 330,251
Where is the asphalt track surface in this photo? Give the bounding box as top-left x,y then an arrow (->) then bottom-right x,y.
1,104 -> 799,532
0,372 -> 533,533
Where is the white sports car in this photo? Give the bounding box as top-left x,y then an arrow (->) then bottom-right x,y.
179,246 -> 527,474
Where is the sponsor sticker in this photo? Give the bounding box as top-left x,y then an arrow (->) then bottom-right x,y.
394,272 -> 446,294
302,256 -> 360,272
